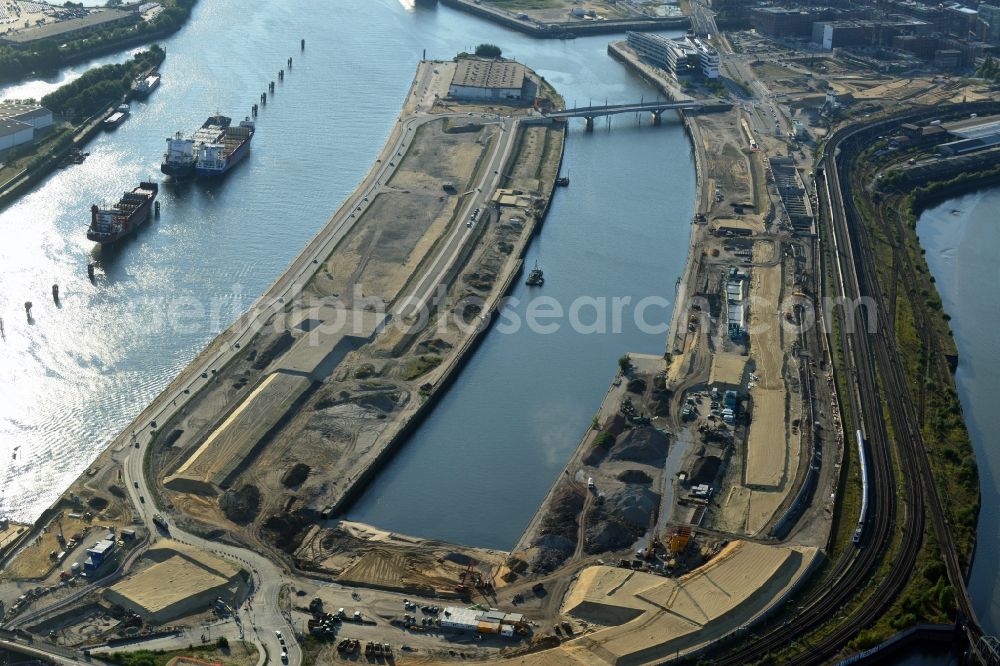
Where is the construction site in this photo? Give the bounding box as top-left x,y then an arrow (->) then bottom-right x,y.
3,0 -> 998,661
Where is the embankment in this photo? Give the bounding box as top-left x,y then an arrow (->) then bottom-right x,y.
323,117 -> 567,519
606,40 -> 709,361
438,0 -> 689,37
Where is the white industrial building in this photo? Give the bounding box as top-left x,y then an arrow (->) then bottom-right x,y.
0,102 -> 53,151
448,58 -> 529,102
440,606 -> 524,637
0,119 -> 33,151
627,32 -> 720,79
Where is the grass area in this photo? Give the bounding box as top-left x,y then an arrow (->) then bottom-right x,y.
401,354 -> 442,380
102,640 -> 258,666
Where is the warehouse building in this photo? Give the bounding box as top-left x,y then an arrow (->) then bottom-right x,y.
0,102 -> 53,152
0,119 -> 34,152
448,59 -> 533,102
0,102 -> 53,131
0,9 -> 134,47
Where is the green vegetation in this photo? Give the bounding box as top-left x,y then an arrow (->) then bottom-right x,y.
401,354 -> 442,380
975,53 -> 1000,80
593,431 -> 614,448
103,641 -> 257,666
618,353 -> 632,373
0,0 -> 194,84
474,43 -> 503,58
42,45 -> 164,121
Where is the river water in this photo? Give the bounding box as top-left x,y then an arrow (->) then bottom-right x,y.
917,191 -> 1000,638
0,0 -> 692,541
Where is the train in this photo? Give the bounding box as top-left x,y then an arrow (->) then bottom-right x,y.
853,429 -> 869,545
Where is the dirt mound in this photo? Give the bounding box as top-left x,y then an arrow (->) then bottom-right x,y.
281,463 -> 311,488
691,456 -> 722,485
355,391 -> 404,413
605,485 -> 659,529
87,496 -> 108,511
609,426 -> 668,465
220,484 -> 261,525
627,378 -> 647,394
584,518 -> 635,555
263,511 -> 311,552
252,331 -> 295,370
617,469 -> 653,484
531,481 -> 583,573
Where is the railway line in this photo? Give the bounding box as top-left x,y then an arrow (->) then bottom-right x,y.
711,105 -> 995,664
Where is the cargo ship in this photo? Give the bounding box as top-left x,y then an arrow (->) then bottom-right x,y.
160,114 -> 255,179
194,116 -> 255,177
87,181 -> 158,244
103,103 -> 130,130
161,114 -> 230,178
132,71 -> 161,98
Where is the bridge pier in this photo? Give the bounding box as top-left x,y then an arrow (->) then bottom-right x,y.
652,110 -> 663,126
584,116 -> 594,132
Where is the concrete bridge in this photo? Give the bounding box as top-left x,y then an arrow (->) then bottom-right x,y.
544,98 -> 730,130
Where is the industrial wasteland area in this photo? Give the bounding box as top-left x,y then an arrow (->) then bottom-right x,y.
1,0 -> 999,665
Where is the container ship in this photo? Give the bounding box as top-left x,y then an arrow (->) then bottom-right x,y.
195,116 -> 255,177
160,114 -> 255,179
132,72 -> 161,98
87,181 -> 158,244
161,114 -> 230,178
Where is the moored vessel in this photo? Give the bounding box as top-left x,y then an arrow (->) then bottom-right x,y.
132,72 -> 161,98
161,114 -> 230,178
526,261 -> 544,286
87,181 -> 158,244
103,103 -> 130,130
194,117 -> 255,177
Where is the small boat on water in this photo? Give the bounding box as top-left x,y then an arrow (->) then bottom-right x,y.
556,176 -> 570,187
103,103 -> 130,130
526,261 -> 544,286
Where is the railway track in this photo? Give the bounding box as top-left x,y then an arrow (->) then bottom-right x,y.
711,105 -> 994,664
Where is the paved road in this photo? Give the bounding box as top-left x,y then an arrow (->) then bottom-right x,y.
396,113 -> 518,320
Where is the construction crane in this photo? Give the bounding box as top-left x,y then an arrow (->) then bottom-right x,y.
456,559 -> 481,595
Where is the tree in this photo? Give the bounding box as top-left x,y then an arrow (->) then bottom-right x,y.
618,354 -> 632,373
474,43 -> 502,58
216,636 -> 229,649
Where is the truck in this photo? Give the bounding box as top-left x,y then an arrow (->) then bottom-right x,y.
152,514 -> 169,531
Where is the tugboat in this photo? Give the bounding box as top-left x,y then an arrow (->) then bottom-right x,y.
556,176 -> 570,187
526,261 -> 544,286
